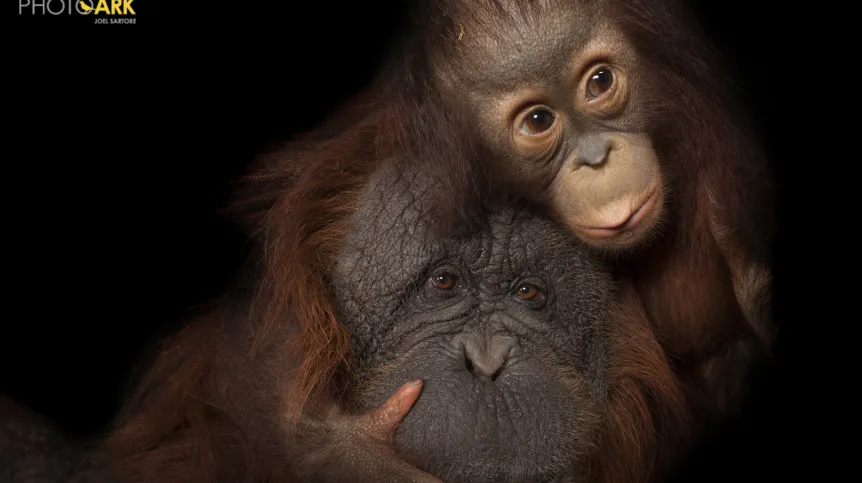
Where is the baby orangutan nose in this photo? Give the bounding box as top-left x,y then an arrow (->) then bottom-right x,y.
573,134 -> 611,168
452,333 -> 519,381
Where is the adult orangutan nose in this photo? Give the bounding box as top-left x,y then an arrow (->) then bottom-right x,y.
452,333 -> 519,381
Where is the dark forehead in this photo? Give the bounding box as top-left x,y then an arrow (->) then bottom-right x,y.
434,0 -> 604,88
336,163 -> 591,284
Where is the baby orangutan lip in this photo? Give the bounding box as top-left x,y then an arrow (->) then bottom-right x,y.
577,188 -> 658,239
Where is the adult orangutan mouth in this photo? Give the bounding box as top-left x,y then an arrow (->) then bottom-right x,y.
577,188 -> 659,239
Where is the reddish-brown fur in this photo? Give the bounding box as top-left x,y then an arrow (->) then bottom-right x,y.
608,0 -> 775,422
589,287 -> 689,483
73,86 -> 403,482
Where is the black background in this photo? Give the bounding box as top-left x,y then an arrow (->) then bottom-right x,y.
6,1 -> 836,481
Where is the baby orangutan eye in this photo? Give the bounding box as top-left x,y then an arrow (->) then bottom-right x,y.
586,65 -> 615,100
519,107 -> 557,135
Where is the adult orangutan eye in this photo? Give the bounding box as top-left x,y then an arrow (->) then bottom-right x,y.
519,107 -> 557,135
432,272 -> 458,290
586,66 -> 615,100
513,282 -> 547,306
424,269 -> 465,301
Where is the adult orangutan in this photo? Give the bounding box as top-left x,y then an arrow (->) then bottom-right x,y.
60,157 -> 687,482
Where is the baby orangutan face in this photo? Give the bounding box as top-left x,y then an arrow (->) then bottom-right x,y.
435,1 -> 666,250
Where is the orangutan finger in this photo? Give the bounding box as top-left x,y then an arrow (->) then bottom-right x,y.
362,379 -> 424,441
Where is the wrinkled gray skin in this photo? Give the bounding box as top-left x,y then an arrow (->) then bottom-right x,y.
332,162 -> 615,483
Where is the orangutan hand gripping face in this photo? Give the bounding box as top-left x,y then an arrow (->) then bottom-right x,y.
411,0 -> 776,422
67,162 -> 686,483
